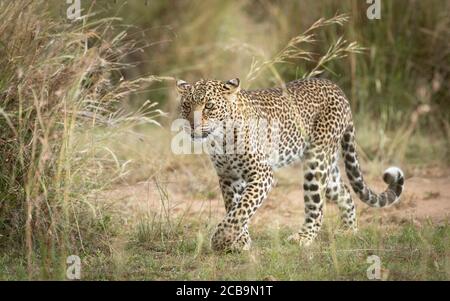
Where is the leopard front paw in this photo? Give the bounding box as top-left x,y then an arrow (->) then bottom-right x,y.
211,225 -> 251,253
211,229 -> 228,252
211,225 -> 237,252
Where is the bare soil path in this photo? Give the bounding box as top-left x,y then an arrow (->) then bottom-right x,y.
103,166 -> 450,229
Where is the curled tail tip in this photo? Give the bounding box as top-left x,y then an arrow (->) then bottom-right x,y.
383,166 -> 404,185
383,166 -> 404,205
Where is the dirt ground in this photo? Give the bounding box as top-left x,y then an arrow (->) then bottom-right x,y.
103,164 -> 450,231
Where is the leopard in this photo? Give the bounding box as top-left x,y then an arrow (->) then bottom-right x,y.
175,77 -> 404,252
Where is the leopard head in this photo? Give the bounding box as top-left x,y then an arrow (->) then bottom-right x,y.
176,78 -> 240,139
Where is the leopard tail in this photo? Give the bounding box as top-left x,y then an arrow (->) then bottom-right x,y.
341,124 -> 404,207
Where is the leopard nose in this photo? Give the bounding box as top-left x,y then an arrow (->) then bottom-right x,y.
188,110 -> 203,128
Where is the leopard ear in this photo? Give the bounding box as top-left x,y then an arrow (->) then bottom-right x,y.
223,78 -> 240,93
176,79 -> 191,93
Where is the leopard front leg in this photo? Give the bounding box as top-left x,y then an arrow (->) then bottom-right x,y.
217,176 -> 252,250
212,164 -> 273,252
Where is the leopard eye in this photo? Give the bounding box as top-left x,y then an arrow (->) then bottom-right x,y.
204,102 -> 214,110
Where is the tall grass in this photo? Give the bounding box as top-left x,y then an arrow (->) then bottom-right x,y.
0,0 -> 165,278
